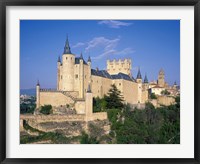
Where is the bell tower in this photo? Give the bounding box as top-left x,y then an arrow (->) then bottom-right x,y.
158,69 -> 165,87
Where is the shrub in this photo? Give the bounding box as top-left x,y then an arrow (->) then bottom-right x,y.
40,105 -> 52,115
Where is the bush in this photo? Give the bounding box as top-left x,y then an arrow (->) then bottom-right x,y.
40,105 -> 52,115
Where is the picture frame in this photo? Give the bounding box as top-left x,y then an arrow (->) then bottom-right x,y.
0,0 -> 200,163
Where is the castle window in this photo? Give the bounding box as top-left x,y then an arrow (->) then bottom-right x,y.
97,80 -> 98,83
71,57 -> 72,60
75,74 -> 78,78
119,83 -> 121,86
66,57 -> 67,60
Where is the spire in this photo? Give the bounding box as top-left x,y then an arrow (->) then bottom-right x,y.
80,52 -> 83,59
88,55 -> 91,62
144,73 -> 148,83
136,67 -> 142,79
63,35 -> 72,54
174,81 -> 177,85
57,56 -> 61,62
87,83 -> 91,93
159,68 -> 164,75
36,80 -> 40,86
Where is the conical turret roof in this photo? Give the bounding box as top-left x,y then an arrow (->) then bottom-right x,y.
63,36 -> 72,54
136,67 -> 142,79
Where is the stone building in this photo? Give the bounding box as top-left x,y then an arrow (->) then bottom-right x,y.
36,37 -> 179,113
36,37 -> 150,113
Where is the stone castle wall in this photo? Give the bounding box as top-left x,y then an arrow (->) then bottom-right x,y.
157,96 -> 175,106
107,59 -> 131,76
40,91 -> 75,107
20,114 -> 85,123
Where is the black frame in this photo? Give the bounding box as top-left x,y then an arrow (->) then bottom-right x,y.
0,0 -> 199,163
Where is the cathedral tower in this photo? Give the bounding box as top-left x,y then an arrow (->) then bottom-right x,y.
61,37 -> 75,91
158,68 -> 165,87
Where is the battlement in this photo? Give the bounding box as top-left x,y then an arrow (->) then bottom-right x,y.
107,58 -> 132,76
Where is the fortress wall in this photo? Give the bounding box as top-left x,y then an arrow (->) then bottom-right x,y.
142,90 -> 148,103
91,75 -> 103,98
112,79 -> 123,93
40,91 -> 74,107
20,114 -> 85,123
75,100 -> 85,114
74,64 -> 80,92
122,80 -> 138,104
88,112 -> 108,121
83,64 -> 90,95
68,91 -> 79,98
101,78 -> 112,96
157,96 -> 175,106
107,59 -> 131,75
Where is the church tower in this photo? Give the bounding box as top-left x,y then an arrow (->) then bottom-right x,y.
61,36 -> 75,91
158,68 -> 165,87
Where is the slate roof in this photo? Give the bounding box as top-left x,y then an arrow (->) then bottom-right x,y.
91,69 -> 134,82
75,57 -> 87,65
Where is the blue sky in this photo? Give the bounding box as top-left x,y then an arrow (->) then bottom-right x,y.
20,20 -> 180,89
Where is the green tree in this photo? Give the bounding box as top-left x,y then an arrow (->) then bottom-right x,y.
150,93 -> 157,99
161,89 -> 170,95
105,84 -> 124,109
40,105 -> 52,115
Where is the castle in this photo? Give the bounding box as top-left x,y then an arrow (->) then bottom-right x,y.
36,37 -> 178,116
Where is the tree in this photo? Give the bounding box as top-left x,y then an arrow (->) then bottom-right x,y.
150,93 -> 157,99
105,84 -> 124,109
40,105 -> 52,115
161,89 -> 170,95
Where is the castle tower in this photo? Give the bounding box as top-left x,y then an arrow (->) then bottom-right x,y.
85,84 -> 93,119
107,58 -> 132,76
136,67 -> 142,83
173,81 -> 178,90
136,67 -> 142,103
61,36 -> 75,91
36,80 -> 40,108
57,56 -> 61,90
87,56 -> 92,83
79,52 -> 84,98
143,73 -> 149,90
158,68 -> 165,87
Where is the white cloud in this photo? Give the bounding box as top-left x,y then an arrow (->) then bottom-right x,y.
72,42 -> 85,48
85,37 -> 120,52
92,48 -> 134,60
98,20 -> 132,28
73,36 -> 134,60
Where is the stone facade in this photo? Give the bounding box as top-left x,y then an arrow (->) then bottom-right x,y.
36,37 -> 179,114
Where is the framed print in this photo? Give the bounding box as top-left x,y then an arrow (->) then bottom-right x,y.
0,0 -> 200,163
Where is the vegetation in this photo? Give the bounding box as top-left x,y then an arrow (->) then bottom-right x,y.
20,96 -> 36,114
161,89 -> 170,95
92,84 -> 180,144
93,84 -> 124,112
21,120 -> 80,144
150,93 -> 157,99
40,105 -> 52,115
